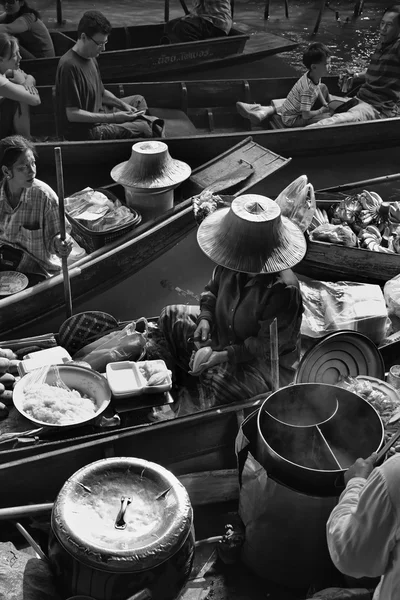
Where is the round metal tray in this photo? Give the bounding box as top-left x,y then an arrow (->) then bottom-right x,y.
296,331 -> 385,384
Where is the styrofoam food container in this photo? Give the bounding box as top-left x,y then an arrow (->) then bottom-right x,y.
106,360 -> 172,398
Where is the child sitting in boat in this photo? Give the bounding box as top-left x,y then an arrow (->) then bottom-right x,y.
236,42 -> 332,127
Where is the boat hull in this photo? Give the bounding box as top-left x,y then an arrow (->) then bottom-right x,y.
22,25 -> 296,85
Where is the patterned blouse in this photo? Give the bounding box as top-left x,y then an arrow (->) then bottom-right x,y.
198,265 -> 303,364
0,178 -> 62,276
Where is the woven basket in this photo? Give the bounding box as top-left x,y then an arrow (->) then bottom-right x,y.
66,188 -> 142,254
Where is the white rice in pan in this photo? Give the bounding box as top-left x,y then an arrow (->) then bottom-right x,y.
23,383 -> 97,425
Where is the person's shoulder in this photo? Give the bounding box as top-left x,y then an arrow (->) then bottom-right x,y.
31,179 -> 58,202
18,12 -> 36,26
58,48 -> 80,67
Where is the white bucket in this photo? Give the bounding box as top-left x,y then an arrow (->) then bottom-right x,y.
124,185 -> 176,221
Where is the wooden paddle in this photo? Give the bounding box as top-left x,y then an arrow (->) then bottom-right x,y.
55,147 -> 72,319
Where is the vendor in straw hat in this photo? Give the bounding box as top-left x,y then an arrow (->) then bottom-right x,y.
159,194 -> 307,407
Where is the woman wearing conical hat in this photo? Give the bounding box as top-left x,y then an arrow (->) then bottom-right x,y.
159,194 -> 306,407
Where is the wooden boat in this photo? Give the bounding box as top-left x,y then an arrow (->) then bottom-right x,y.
0,137 -> 290,337
22,23 -> 297,86
294,174 -> 400,285
31,76 -> 400,190
0,395 -> 260,507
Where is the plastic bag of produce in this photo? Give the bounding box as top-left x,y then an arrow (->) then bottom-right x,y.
309,223 -> 357,247
300,280 -> 389,344
275,175 -> 316,232
384,274 -> 400,319
73,318 -> 148,372
0,541 -> 61,600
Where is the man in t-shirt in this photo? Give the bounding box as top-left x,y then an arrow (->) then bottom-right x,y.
55,11 -> 163,141
308,4 -> 400,127
163,0 -> 232,43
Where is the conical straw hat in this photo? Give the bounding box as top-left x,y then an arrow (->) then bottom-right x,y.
197,194 -> 307,274
111,141 -> 191,190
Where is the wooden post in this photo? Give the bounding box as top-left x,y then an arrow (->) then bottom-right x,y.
269,318 -> 279,392
179,0 -> 190,15
313,0 -> 325,36
353,0 -> 365,18
284,0 -> 289,19
264,0 -> 270,20
55,147 -> 72,320
164,0 -> 169,23
56,0 -> 63,26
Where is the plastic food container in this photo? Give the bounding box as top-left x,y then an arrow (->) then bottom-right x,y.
106,360 -> 172,398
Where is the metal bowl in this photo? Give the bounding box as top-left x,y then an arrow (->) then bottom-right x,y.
13,365 -> 111,428
257,383 -> 384,496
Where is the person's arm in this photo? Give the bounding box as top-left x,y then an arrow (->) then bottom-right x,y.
327,461 -> 397,579
224,282 -> 302,364
0,76 -> 40,106
301,105 -> 329,120
197,265 -> 221,326
0,14 -> 31,35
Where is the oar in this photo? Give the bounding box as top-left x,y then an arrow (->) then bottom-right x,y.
317,172 -> 400,195
55,147 -> 72,319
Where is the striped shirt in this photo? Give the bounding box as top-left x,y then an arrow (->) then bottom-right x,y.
357,37 -> 400,118
0,178 -> 63,276
281,72 -> 321,127
192,0 -> 232,34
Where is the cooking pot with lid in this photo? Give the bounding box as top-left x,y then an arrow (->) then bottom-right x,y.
49,457 -> 195,600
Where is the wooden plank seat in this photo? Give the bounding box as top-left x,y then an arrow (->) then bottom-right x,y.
148,107 -> 198,136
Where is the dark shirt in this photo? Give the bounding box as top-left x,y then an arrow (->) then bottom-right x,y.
8,13 -> 54,58
55,48 -> 104,140
198,266 -> 303,364
358,37 -> 400,117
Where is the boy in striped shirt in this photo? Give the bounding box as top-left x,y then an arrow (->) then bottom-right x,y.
236,42 -> 332,127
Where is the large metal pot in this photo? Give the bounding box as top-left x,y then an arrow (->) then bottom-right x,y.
49,457 -> 195,600
256,383 -> 384,496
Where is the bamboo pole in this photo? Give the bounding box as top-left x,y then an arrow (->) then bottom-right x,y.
317,172 -> 400,194
269,317 -> 279,392
55,147 -> 72,319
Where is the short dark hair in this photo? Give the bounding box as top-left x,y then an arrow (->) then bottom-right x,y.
303,42 -> 331,69
383,5 -> 400,25
0,135 -> 37,175
77,11 -> 112,38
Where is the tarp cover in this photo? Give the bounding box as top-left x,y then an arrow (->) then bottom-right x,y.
0,541 -> 61,600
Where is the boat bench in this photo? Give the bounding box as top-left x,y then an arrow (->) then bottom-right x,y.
148,107 -> 198,137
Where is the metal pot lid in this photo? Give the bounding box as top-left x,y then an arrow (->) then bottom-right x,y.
295,331 -> 385,384
51,457 -> 193,573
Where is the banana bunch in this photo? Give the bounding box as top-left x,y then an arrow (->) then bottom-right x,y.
354,190 -> 383,232
358,225 -> 394,253
331,194 -> 361,226
308,207 -> 329,233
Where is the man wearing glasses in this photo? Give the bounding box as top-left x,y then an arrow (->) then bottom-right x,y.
55,11 -> 163,141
